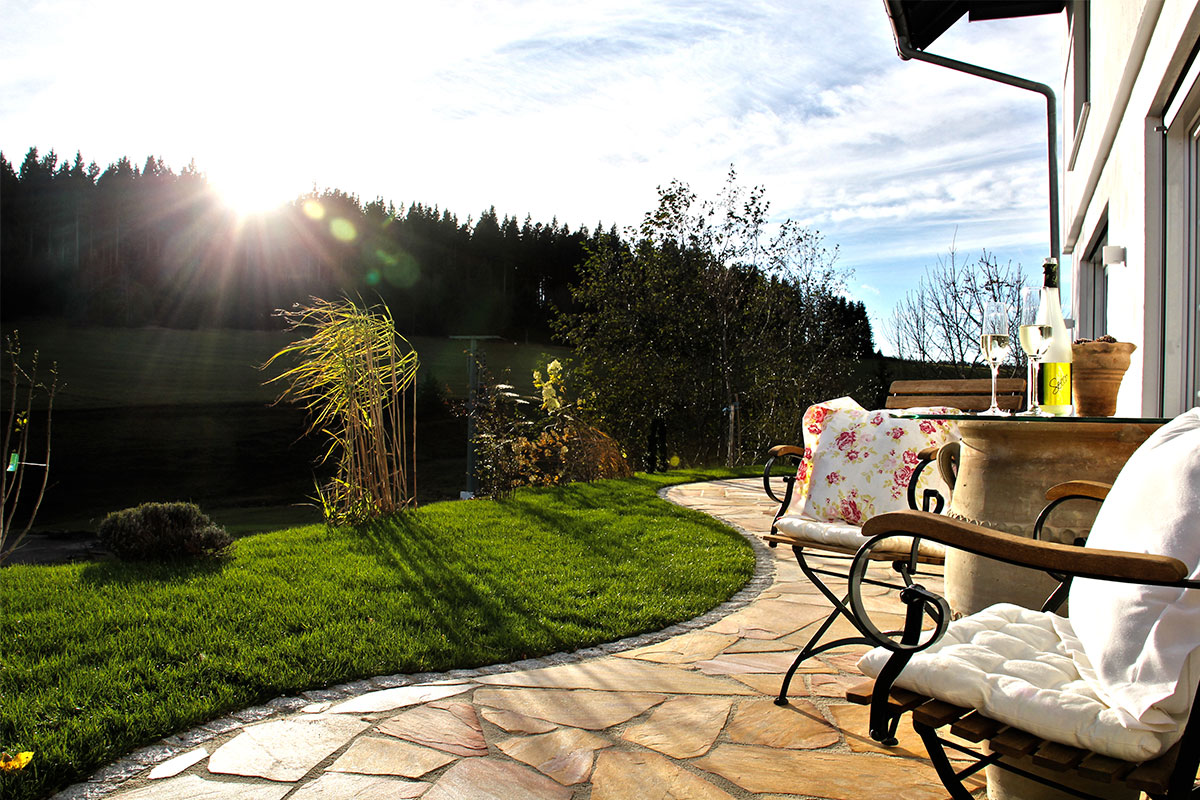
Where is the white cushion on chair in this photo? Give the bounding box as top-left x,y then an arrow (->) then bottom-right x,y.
1068,408 -> 1200,726
858,603 -> 1179,761
774,514 -> 946,559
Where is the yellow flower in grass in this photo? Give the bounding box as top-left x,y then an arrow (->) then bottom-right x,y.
0,751 -> 33,772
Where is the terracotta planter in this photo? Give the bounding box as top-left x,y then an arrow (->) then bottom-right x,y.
1071,341 -> 1136,417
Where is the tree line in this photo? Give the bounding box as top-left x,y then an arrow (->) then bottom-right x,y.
1,147 -> 599,339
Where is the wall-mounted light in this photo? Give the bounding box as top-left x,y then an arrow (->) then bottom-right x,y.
1102,245 -> 1127,267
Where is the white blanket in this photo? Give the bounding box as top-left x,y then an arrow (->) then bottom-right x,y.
857,603 -> 1183,762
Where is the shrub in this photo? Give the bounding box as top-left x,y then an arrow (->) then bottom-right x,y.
97,502 -> 232,561
471,359 -> 631,498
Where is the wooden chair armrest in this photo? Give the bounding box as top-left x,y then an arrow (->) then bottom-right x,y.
1044,480 -> 1111,503
862,510 -> 1188,584
767,444 -> 806,459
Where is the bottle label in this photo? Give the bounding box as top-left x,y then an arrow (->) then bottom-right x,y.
1040,362 -> 1072,407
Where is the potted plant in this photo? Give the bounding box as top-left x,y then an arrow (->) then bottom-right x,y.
1071,335 -> 1137,416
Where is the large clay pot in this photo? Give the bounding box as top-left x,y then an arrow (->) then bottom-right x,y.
1071,341 -> 1136,417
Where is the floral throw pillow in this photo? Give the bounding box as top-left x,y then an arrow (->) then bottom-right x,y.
787,396 -> 865,515
799,404 -> 960,525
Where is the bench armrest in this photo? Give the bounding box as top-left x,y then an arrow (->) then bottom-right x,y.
862,509 -> 1188,585
1045,480 -> 1111,503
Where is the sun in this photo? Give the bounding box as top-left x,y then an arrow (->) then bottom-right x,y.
208,165 -> 302,217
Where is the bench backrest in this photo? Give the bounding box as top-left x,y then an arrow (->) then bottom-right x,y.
885,378 -> 1026,412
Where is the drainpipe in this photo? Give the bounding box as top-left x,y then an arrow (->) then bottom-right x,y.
884,0 -> 1061,262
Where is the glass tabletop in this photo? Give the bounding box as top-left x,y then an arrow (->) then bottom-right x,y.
896,412 -> 1169,424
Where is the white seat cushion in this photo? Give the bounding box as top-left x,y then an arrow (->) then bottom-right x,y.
858,603 -> 1180,761
774,514 -> 946,559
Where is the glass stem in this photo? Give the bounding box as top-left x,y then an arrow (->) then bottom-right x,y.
990,364 -> 999,411
1027,360 -> 1037,412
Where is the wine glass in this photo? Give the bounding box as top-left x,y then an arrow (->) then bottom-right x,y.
1016,287 -> 1052,416
979,300 -> 1011,416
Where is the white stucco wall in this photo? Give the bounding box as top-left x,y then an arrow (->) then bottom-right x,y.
1063,0 -> 1200,415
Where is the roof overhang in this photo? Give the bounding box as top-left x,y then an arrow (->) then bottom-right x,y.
884,0 -> 1066,54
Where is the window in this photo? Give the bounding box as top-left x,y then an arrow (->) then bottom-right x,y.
1077,222 -> 1108,341
1066,1 -> 1090,171
1162,59 -> 1200,414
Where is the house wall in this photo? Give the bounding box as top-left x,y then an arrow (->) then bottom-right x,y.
1062,0 -> 1200,415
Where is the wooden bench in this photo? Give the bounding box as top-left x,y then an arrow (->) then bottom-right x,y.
886,378 -> 1026,413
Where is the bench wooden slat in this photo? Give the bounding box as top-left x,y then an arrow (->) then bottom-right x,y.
843,679 -> 930,715
888,379 -> 1025,395
886,394 -> 1023,411
1031,741 -> 1088,771
1077,752 -> 1134,783
949,711 -> 1004,743
1125,740 -> 1181,795
989,727 -> 1042,757
913,700 -> 971,729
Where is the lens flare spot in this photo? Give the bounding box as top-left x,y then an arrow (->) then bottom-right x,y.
383,252 -> 420,288
668,454 -> 681,468
365,270 -> 382,286
303,200 -> 325,220
330,218 -> 357,242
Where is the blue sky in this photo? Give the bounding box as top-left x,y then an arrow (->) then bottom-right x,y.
1,0 -> 1065,350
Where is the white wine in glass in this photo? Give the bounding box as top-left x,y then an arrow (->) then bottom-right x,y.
981,333 -> 1011,365
980,301 -> 1011,415
1018,324 -> 1052,357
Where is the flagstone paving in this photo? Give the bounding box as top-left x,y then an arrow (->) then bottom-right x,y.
59,477 -> 981,800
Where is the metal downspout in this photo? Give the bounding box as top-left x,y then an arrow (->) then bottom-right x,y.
884,3 -> 1061,262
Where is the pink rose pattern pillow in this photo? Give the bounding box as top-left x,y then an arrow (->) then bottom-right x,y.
791,398 -> 959,525
788,397 -> 864,515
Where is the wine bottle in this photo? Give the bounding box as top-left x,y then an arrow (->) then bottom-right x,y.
1037,257 -> 1073,415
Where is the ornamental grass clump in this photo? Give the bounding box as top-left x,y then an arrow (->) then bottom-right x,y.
97,501 -> 232,561
264,297 -> 419,525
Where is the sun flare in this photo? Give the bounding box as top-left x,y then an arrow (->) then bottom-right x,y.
208,164 -> 305,217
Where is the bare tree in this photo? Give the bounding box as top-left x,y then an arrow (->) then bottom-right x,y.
888,243 -> 1028,375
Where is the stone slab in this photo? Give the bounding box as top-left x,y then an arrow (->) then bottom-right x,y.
591,750 -> 736,800
147,748 -> 207,780
705,598 -> 831,639
473,688 -> 665,730
722,638 -> 794,654
109,775 -> 290,800
475,659 -> 754,695
694,744 -> 949,799
725,698 -> 839,749
329,735 -> 455,778
289,772 -> 428,799
327,682 -> 472,714
207,714 -> 370,782
621,695 -> 732,759
693,650 -> 808,676
496,727 -> 612,785
615,631 -> 737,664
378,701 -> 487,756
479,708 -> 558,735
421,758 -> 572,800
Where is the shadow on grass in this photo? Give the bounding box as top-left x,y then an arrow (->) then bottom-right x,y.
77,555 -> 231,585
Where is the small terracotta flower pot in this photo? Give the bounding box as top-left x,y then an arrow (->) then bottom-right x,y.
1071,341 -> 1136,416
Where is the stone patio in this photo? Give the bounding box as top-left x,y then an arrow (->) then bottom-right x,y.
57,478 -> 981,800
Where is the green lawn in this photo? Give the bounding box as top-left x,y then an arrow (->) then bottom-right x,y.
0,469 -> 757,800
